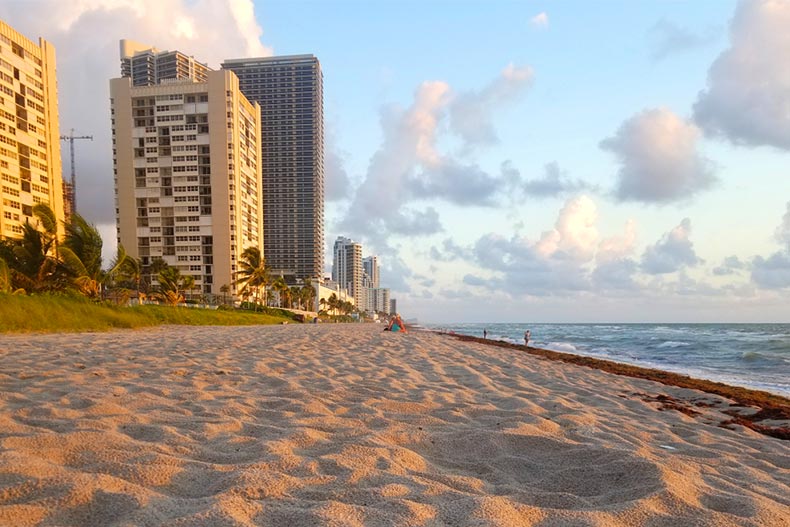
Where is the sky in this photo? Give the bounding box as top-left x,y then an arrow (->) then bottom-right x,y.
2,0 -> 790,323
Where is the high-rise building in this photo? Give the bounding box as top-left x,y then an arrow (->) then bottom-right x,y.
390,298 -> 397,315
366,287 -> 390,315
120,39 -> 209,87
332,236 -> 362,307
0,20 -> 64,239
111,68 -> 263,297
362,255 -> 379,288
221,55 -> 324,282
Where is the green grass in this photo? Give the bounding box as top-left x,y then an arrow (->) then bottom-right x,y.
0,294 -> 295,333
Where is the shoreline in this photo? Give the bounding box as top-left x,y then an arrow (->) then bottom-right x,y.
441,332 -> 790,440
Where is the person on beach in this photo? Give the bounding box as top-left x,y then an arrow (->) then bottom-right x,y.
483,329 -> 488,339
524,330 -> 531,347
387,314 -> 407,333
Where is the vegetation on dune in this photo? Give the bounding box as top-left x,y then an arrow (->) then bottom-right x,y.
0,204 -> 305,332
0,294 -> 294,333
0,204 -> 363,330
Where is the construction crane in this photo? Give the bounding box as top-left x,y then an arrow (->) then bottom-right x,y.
60,129 -> 93,215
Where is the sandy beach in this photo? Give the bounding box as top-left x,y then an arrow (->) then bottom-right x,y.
0,324 -> 787,526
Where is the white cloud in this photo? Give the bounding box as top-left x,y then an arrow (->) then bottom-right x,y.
694,0 -> 790,149
597,219 -> 637,263
339,66 -> 532,246
751,201 -> 790,289
641,218 -> 703,274
535,195 -> 599,262
775,202 -> 790,250
517,161 -> 594,198
649,19 -> 717,61
712,255 -> 746,276
449,63 -> 533,150
461,196 -> 606,296
600,108 -> 716,203
530,12 -> 549,28
751,253 -> 790,289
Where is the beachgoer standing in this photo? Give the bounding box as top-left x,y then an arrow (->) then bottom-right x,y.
524,330 -> 531,347
483,329 -> 488,339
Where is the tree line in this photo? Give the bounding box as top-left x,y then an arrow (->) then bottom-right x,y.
0,204 -> 328,313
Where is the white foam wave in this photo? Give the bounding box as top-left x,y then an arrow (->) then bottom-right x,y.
546,342 -> 578,353
657,341 -> 691,349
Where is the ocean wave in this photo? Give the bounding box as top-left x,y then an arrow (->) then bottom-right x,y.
657,341 -> 691,348
739,351 -> 789,365
546,342 -> 578,353
741,351 -> 765,362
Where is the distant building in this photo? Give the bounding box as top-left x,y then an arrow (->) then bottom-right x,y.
0,20 -> 65,239
313,280 -> 354,313
390,298 -> 397,315
362,255 -> 380,288
120,39 -> 209,87
332,236 -> 362,308
111,67 -> 263,298
222,55 -> 324,282
366,287 -> 390,315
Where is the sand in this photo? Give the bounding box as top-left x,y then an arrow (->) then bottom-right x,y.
0,324 -> 787,526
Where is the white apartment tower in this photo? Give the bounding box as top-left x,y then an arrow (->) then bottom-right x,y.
332,236 -> 362,307
0,20 -> 64,239
111,68 -> 263,297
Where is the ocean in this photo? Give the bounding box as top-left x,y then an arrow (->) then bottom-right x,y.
425,323 -> 790,397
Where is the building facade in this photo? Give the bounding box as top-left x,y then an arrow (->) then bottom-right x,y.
332,235 -> 362,308
365,287 -> 390,315
221,55 -> 324,282
120,40 -> 209,87
0,20 -> 64,239
362,255 -> 379,288
111,69 -> 263,297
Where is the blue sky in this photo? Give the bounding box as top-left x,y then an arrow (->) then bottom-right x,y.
3,0 -> 790,322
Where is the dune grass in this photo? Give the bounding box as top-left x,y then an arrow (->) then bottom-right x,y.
0,294 -> 295,333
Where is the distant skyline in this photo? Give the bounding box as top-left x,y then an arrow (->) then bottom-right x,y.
2,0 -> 789,323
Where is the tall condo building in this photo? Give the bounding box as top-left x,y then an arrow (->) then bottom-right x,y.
362,255 -> 380,288
332,236 -> 362,307
120,39 -> 209,87
221,55 -> 324,282
0,20 -> 64,239
111,68 -> 263,297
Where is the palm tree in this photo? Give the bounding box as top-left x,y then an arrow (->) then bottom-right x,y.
1,205 -> 65,293
116,248 -> 143,303
301,279 -> 316,312
182,274 -> 196,302
235,247 -> 269,309
0,257 -> 10,293
154,265 -> 186,306
271,276 -> 289,308
59,212 -> 106,299
290,286 -> 302,309
327,293 -> 339,315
